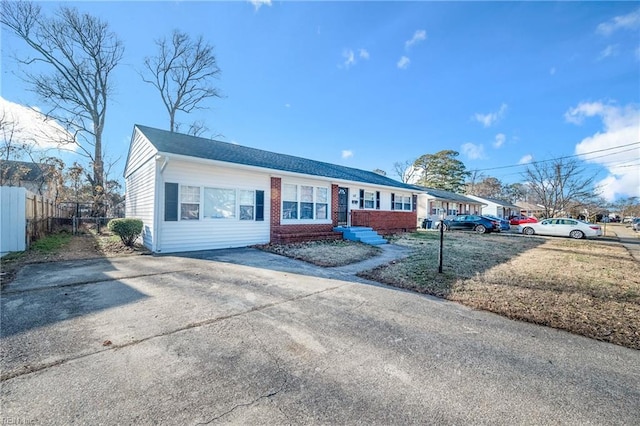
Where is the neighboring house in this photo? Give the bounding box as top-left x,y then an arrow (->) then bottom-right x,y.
466,195 -> 520,218
124,125 -> 418,253
515,201 -> 545,218
414,187 -> 486,225
0,160 -> 56,198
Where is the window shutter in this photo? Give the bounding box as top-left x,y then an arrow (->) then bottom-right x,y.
391,194 -> 395,210
164,183 -> 178,221
359,189 -> 364,209
376,191 -> 380,210
412,195 -> 418,211
255,190 -> 264,221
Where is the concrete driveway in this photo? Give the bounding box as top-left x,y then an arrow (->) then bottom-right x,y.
1,247 -> 639,424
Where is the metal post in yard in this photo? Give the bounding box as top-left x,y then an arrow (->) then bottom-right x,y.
438,217 -> 444,273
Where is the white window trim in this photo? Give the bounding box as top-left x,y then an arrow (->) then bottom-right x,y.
281,182 -> 332,224
177,185 -> 258,222
393,193 -> 413,211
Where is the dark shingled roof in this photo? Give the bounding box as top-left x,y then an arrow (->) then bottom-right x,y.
0,160 -> 53,182
409,185 -> 483,204
136,125 -> 416,191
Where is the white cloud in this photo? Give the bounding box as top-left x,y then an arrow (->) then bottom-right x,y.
342,49 -> 356,68
518,154 -> 533,165
249,0 -> 271,11
567,101 -> 640,201
405,29 -> 427,50
341,48 -> 369,69
598,44 -> 619,60
596,9 -> 640,36
0,96 -> 74,153
397,56 -> 410,70
473,103 -> 508,127
341,150 -> 353,159
493,133 -> 506,148
461,143 -> 486,160
284,103 -> 291,108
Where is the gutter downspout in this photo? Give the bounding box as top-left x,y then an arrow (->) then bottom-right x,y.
153,155 -> 169,253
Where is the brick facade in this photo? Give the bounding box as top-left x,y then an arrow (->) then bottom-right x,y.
351,210 -> 417,235
269,177 -> 342,244
269,178 -> 416,243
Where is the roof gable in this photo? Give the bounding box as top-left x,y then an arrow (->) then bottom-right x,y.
467,194 -> 520,209
134,125 -> 415,191
412,185 -> 482,204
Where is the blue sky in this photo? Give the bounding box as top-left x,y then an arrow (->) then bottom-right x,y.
1,1 -> 639,201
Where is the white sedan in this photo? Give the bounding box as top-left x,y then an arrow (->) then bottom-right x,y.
518,218 -> 602,239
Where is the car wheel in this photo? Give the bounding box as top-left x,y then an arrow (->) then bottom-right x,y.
523,227 -> 534,236
570,230 -> 584,239
474,224 -> 487,234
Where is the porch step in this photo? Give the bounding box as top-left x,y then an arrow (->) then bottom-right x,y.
333,226 -> 387,246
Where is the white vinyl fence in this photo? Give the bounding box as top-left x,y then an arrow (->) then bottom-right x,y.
1,186 -> 27,256
1,186 -> 61,257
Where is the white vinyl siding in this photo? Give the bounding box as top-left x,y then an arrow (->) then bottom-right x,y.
124,130 -> 158,177
158,160 -> 270,253
125,156 -> 156,249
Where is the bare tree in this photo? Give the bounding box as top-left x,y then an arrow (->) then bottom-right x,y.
393,160 -> 419,184
176,120 -> 210,137
142,30 -> 222,132
1,1 -> 124,215
524,158 -> 596,218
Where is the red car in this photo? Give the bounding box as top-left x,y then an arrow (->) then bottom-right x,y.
509,216 -> 538,225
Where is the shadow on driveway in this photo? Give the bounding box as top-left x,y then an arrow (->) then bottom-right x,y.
1,258 -> 148,338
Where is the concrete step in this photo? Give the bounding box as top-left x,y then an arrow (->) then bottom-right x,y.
333,226 -> 387,245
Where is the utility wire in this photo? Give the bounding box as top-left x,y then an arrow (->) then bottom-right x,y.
469,141 -> 640,173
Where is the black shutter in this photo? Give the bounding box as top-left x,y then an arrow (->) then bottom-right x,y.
255,190 -> 264,221
164,183 -> 178,221
376,191 -> 380,210
391,194 -> 395,210
412,194 -> 418,211
359,189 -> 364,209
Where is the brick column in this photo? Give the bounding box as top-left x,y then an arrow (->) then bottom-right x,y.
331,184 -> 339,226
270,177 -> 281,242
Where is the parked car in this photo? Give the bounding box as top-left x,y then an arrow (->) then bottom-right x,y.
632,218 -> 640,232
436,215 -> 499,234
483,214 -> 511,232
518,218 -> 602,239
509,215 -> 538,225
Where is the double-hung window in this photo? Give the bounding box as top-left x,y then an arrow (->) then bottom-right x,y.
282,184 -> 298,219
364,191 -> 375,209
282,184 -> 329,221
392,194 -> 412,211
181,186 -> 200,220
316,187 -> 328,219
239,190 -> 255,220
300,185 -> 314,219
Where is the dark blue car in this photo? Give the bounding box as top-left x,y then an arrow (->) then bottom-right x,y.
436,215 -> 499,234
483,215 -> 511,232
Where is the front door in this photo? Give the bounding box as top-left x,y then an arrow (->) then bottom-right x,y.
338,187 -> 348,226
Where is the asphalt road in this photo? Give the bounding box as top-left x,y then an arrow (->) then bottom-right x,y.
1,247 -> 639,425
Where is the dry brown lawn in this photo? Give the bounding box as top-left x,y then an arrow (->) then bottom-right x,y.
358,231 -> 640,350
256,240 -> 381,267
